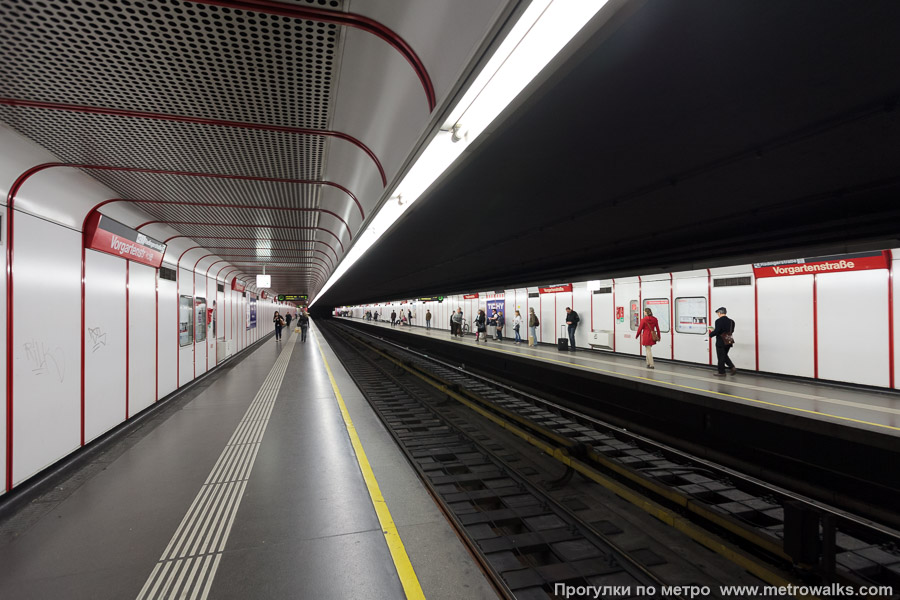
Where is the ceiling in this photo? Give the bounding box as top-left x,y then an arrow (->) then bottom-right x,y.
2,1 -> 899,309
0,0 -> 516,296
318,0 -> 900,307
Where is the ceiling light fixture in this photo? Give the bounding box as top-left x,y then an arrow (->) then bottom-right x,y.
311,0 -> 612,306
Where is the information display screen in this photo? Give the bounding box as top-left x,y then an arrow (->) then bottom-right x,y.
675,297 -> 708,334
195,297 -> 207,342
179,295 -> 193,346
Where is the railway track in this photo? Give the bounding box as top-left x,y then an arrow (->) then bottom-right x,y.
323,321 -> 900,600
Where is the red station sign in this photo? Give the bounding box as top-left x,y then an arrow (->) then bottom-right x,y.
83,213 -> 167,268
752,251 -> 889,278
232,278 -> 246,292
539,284 -> 573,293
463,294 -> 479,299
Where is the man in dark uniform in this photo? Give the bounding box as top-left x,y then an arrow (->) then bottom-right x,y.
565,307 -> 580,351
709,307 -> 736,376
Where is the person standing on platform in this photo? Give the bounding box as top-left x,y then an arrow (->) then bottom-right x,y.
528,308 -> 539,347
373,311 -> 379,322
408,309 -> 413,325
709,307 -> 736,376
474,309 -> 487,342
273,311 -> 285,342
635,308 -> 661,369
299,311 -> 309,342
285,312 -> 292,330
425,309 -> 432,329
565,307 -> 580,351
496,310 -> 505,342
513,310 -> 523,344
451,308 -> 463,337
390,310 -> 397,327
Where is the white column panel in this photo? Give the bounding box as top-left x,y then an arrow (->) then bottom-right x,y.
817,270 -> 889,387
641,279 -> 671,359
672,276 -> 710,365
178,268 -> 194,387
572,283 -> 589,349
894,255 -> 900,389
757,275 -> 814,377
128,263 -> 156,415
710,273 -> 755,373
12,214 -> 81,484
0,205 -> 7,491
540,293 -> 555,343
194,275 -> 208,377
614,282 -> 640,355
84,251 -> 126,442
157,278 -> 177,398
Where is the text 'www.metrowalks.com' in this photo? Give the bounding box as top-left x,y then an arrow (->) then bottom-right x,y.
554,583 -> 895,599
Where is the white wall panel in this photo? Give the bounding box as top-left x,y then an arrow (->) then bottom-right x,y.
757,275 -> 814,377
157,278 -> 177,398
0,205 -> 6,491
539,293 -> 556,343
672,275 -> 710,365
12,214 -> 81,484
178,267 -> 194,387
84,251 -> 127,442
894,255 -> 900,389
641,278 -> 671,359
613,281 -> 640,355
817,270 -> 889,387
572,283 -> 589,349
710,272 -> 755,374
129,263 -> 156,415
193,274 -> 208,377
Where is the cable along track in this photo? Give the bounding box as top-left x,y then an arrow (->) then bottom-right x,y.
325,321 -> 900,599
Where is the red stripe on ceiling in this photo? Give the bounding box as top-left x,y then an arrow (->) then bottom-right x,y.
8,163 -> 364,220
193,0 -> 436,111
0,98 -> 387,187
154,223 -> 346,252
201,248 -> 335,270
93,198 -> 355,240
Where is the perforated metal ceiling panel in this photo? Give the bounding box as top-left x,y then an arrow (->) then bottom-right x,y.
0,0 -> 348,295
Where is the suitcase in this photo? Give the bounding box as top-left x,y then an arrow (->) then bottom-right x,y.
558,325 -> 569,351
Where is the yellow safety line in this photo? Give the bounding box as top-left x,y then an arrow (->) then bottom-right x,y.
314,334 -> 425,600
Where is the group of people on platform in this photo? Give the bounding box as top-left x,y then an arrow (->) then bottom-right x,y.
362,303 -> 738,376
272,309 -> 310,342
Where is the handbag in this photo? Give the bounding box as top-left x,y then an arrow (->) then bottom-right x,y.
721,331 -> 734,346
651,328 -> 659,342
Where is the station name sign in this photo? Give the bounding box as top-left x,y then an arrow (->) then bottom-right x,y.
752,251 -> 888,278
463,294 -> 479,299
84,213 -> 167,268
539,284 -> 573,293
232,278 -> 246,292
277,294 -> 308,302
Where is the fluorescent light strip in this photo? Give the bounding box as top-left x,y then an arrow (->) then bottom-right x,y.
312,0 -> 611,306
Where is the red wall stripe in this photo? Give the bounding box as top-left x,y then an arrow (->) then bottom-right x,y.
813,274 -> 819,379
889,250 -> 895,388
0,98 -> 387,187
126,262 -> 130,419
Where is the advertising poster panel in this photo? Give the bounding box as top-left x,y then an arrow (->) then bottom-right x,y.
248,295 -> 257,329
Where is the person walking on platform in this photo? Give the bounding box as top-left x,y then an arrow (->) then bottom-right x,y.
273,311 -> 285,341
474,309 -> 487,342
285,312 -> 292,329
425,309 -> 432,329
635,308 -> 661,369
528,308 -> 540,347
299,311 -> 309,342
709,307 -> 736,376
390,310 -> 397,327
513,310 -> 523,344
496,310 -> 505,341
565,307 -> 580,351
